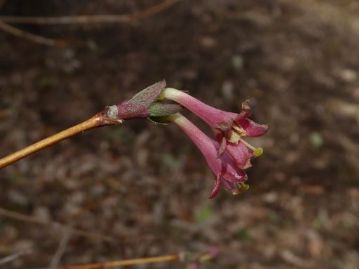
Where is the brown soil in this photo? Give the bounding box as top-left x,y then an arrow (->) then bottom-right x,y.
0,0 -> 358,268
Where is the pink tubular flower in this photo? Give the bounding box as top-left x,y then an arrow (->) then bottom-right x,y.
171,113 -> 249,198
161,88 -> 268,166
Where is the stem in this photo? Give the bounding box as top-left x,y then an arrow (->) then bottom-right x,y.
0,113 -> 122,169
59,254 -> 179,269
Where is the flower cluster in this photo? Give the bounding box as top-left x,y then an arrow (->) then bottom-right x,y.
161,88 -> 268,198
114,81 -> 268,198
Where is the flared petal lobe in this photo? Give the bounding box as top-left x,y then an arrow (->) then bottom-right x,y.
235,117 -> 268,137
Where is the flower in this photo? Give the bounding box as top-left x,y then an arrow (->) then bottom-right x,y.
171,113 -> 249,198
161,88 -> 268,162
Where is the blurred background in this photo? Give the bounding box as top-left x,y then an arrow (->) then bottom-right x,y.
0,0 -> 358,268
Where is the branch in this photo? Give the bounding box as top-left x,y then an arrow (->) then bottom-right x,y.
59,248 -> 219,269
0,81 -> 173,169
129,0 -> 180,22
0,0 -> 179,46
59,255 -> 180,269
0,20 -> 63,46
0,112 -> 122,169
0,0 -> 179,25
49,228 -> 72,269
0,248 -> 32,266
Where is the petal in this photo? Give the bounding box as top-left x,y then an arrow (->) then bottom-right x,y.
226,142 -> 252,169
209,174 -> 222,199
217,136 -> 227,156
237,101 -> 252,119
236,118 -> 268,137
222,166 -> 247,185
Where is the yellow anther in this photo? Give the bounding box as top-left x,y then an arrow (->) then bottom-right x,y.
253,147 -> 263,157
232,183 -> 250,195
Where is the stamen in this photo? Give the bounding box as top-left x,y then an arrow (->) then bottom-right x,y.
233,125 -> 246,136
232,182 -> 250,195
238,137 -> 263,157
229,126 -> 246,143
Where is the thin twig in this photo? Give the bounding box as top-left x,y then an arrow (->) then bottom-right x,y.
0,113 -> 122,169
0,0 -> 179,46
0,20 -> 61,46
0,14 -> 129,25
0,0 -> 179,25
0,248 -> 32,266
129,0 -> 180,21
59,254 -> 180,269
49,228 -> 72,269
0,207 -> 115,243
59,248 -> 219,269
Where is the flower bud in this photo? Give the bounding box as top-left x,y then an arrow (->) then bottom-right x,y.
115,80 -> 167,119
